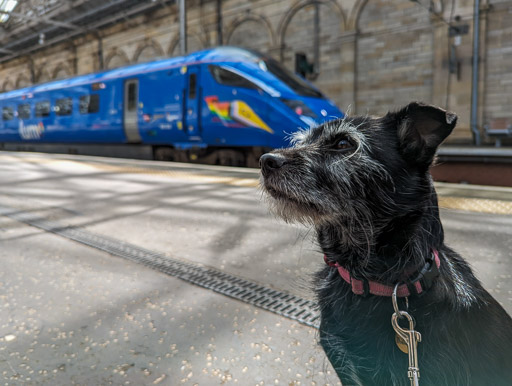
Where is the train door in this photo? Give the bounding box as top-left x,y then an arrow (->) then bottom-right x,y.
183,66 -> 201,139
124,79 -> 142,142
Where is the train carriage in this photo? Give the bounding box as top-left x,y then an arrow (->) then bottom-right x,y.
0,47 -> 343,167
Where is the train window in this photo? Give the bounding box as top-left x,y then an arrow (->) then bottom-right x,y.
17,104 -> 31,119
127,82 -> 137,111
257,56 -> 323,98
189,74 -> 197,99
79,94 -> 100,114
208,65 -> 259,90
89,94 -> 99,113
2,106 -> 14,121
56,98 -> 72,116
35,100 -> 50,117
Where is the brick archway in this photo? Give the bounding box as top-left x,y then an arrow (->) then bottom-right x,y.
133,39 -> 165,63
225,14 -> 275,52
104,48 -> 131,69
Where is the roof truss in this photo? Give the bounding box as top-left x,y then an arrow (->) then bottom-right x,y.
0,0 -> 176,64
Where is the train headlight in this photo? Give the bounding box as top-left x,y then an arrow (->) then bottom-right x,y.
280,99 -> 317,119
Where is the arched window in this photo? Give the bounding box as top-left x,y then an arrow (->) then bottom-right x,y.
135,43 -> 164,63
227,17 -> 273,53
16,75 -> 31,89
169,34 -> 204,57
53,65 -> 70,80
105,50 -> 130,69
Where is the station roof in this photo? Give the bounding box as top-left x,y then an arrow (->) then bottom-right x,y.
0,0 -> 175,64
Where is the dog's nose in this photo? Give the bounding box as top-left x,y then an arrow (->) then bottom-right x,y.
260,153 -> 288,175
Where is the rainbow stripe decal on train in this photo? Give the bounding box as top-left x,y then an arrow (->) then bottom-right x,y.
204,96 -> 273,134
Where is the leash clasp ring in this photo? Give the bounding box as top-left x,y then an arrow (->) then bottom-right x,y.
392,282 -> 409,317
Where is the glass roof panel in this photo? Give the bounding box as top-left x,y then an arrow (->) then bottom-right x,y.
0,0 -> 18,23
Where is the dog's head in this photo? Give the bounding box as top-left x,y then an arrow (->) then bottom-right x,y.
260,102 -> 457,227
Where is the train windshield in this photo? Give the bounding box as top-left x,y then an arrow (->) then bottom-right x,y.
205,47 -> 324,98
255,54 -> 323,99
209,65 -> 260,90
209,64 -> 281,97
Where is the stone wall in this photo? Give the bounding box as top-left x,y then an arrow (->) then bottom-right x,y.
356,0 -> 434,115
0,0 -> 509,145
484,0 -> 512,132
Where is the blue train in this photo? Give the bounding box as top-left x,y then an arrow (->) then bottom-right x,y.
0,47 -> 342,166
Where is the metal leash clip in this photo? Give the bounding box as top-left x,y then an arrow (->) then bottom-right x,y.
391,283 -> 421,386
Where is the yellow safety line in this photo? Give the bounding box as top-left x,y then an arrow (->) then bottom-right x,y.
438,196 -> 512,215
90,163 -> 261,187
52,161 -> 512,215
3,154 -> 512,214
95,163 -> 512,214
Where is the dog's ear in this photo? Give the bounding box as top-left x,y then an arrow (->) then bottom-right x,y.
390,102 -> 457,166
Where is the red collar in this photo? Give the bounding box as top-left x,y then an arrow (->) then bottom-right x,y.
324,250 -> 441,297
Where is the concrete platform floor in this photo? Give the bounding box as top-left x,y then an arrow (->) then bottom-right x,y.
0,151 -> 511,385
0,216 -> 337,385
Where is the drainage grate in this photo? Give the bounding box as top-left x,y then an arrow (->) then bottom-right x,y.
0,206 -> 320,329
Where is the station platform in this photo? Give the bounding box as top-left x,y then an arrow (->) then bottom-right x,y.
0,151 -> 511,385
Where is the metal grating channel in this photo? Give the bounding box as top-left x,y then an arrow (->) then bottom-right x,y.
0,206 -> 320,329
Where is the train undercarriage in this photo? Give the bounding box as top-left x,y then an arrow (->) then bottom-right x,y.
153,145 -> 266,168
0,142 -> 268,168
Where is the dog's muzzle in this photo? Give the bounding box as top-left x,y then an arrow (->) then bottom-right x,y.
259,153 -> 288,177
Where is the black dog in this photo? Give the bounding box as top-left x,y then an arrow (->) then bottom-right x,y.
260,102 -> 512,385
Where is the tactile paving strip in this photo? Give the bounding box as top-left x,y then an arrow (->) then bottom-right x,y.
89,162 -> 261,187
0,205 -> 321,329
439,197 -> 512,215
4,154 -> 512,214
75,160 -> 512,214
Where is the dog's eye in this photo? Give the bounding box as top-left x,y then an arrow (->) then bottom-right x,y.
335,138 -> 354,151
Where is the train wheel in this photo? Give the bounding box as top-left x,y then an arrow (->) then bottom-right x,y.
153,146 -> 174,161
216,150 -> 246,167
246,148 -> 263,168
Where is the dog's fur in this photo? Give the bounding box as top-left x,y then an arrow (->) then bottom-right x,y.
260,102 -> 512,385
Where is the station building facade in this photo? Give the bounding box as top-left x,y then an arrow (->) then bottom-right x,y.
0,0 -> 510,145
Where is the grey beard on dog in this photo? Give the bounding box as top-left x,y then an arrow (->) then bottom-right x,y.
260,102 -> 512,386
